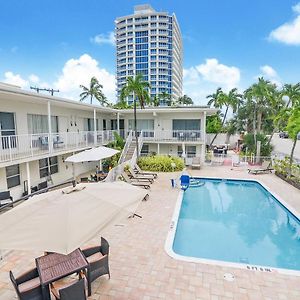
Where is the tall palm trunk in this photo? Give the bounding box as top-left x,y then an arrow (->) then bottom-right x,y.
288,137 -> 297,177
257,111 -> 262,134
134,98 -> 139,160
209,105 -> 229,148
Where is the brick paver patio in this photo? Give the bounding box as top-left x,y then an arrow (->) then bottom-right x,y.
1,165 -> 300,299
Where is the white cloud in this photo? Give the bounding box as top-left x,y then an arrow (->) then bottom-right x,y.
183,58 -> 241,105
269,3 -> 300,45
29,74 -> 40,83
260,65 -> 277,78
293,2 -> 300,14
54,54 -> 116,102
257,65 -> 282,87
3,71 -> 28,88
90,32 -> 115,46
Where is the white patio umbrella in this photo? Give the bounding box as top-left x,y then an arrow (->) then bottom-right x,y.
65,146 -> 119,163
0,181 -> 147,254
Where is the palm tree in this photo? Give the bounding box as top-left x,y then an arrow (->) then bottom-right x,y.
281,83 -> 300,108
207,88 -> 242,147
151,95 -> 160,107
244,77 -> 276,134
177,95 -> 193,105
120,74 -> 150,159
286,107 -> 300,177
79,76 -> 107,105
158,91 -> 172,106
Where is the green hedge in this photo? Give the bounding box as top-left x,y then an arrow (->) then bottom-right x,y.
138,155 -> 184,172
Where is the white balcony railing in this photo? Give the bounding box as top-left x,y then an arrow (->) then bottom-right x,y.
0,130 -> 117,164
136,130 -> 202,143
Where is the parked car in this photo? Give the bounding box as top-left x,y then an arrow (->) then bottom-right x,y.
279,132 -> 289,138
297,132 -> 300,140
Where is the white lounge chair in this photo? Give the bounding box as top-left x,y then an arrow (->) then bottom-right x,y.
191,157 -> 201,169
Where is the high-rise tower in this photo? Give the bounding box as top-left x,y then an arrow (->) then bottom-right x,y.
115,4 -> 183,105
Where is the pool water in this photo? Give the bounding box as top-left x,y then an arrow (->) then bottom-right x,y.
173,178 -> 300,271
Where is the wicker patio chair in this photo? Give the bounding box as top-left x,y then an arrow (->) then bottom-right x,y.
51,277 -> 86,300
10,268 -> 48,300
81,237 -> 110,296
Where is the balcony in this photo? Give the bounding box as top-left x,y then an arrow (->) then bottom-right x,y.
0,130 -> 117,166
135,130 -> 203,143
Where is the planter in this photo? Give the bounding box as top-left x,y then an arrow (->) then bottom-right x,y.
275,172 -> 300,190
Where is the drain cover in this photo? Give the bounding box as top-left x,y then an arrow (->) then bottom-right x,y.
223,273 -> 235,282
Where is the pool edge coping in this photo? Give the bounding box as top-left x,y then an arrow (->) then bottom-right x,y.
164,176 -> 300,277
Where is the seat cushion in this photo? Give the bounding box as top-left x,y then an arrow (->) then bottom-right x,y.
86,252 -> 105,264
51,278 -> 78,299
18,277 -> 40,293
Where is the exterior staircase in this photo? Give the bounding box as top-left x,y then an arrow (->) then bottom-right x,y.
124,140 -> 137,162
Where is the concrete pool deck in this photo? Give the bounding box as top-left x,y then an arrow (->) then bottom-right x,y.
1,165 -> 300,299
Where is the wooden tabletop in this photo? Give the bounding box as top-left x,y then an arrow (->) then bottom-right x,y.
36,249 -> 88,285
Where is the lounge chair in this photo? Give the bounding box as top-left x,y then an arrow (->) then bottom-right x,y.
191,157 -> 201,169
128,168 -> 154,183
248,161 -> 273,175
10,267 -> 48,300
122,173 -> 150,189
134,164 -> 158,178
0,191 -> 13,208
81,237 -> 110,296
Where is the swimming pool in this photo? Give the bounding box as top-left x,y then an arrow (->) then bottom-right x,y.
166,178 -> 300,274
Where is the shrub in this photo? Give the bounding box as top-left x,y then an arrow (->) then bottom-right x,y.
138,155 -> 184,172
242,133 -> 273,157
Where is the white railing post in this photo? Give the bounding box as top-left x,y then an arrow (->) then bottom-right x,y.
8,136 -> 12,161
30,134 -> 33,157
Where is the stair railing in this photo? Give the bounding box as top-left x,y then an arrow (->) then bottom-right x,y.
118,130 -> 132,164
130,130 -> 144,167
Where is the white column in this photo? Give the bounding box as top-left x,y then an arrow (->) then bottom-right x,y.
201,112 -> 207,163
26,162 -> 31,195
47,101 -> 52,153
157,143 -> 160,155
93,109 -> 97,146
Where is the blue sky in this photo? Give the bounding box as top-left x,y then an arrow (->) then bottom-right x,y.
0,0 -> 300,104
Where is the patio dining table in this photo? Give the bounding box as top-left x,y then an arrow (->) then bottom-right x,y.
35,248 -> 88,300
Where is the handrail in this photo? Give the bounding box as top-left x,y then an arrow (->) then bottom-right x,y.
130,130 -> 144,167
118,130 -> 132,164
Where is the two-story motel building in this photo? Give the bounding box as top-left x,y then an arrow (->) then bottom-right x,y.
0,83 -> 216,199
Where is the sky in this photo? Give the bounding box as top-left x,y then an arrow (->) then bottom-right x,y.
0,0 -> 300,105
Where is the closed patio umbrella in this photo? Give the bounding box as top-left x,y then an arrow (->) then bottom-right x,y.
0,181 -> 147,254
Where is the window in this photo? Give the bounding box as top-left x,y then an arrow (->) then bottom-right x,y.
177,146 -> 183,157
141,144 -> 149,156
136,37 -> 148,43
128,119 -> 154,131
39,156 -> 58,178
151,15 -> 157,20
128,57 -> 133,63
136,44 -> 148,50
136,56 -> 148,62
172,120 -> 201,130
6,164 -> 20,188
27,114 -> 59,134
136,50 -> 148,56
150,62 -> 156,67
127,44 -> 133,50
136,63 -> 148,69
135,31 -> 148,37
150,56 -> 156,61
186,146 -> 196,158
